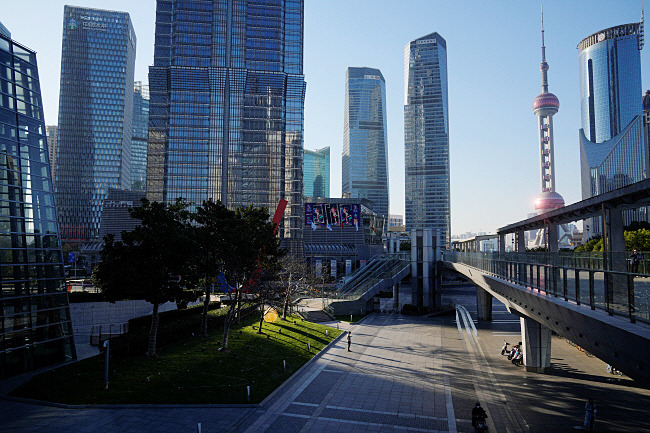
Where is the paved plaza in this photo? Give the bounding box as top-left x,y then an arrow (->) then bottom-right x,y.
2,284 -> 650,432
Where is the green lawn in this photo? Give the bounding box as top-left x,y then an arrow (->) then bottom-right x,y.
11,312 -> 342,405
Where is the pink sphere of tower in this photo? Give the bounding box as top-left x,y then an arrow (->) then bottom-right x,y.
533,92 -> 559,116
534,191 -> 565,215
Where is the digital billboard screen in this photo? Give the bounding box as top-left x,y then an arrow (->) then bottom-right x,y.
305,203 -> 360,227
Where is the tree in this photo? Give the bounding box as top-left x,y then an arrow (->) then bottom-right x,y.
92,198 -> 192,356
218,205 -> 285,350
191,199 -> 237,337
625,228 -> 650,251
277,255 -> 312,319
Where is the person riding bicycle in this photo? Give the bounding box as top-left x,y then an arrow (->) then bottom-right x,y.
472,402 -> 487,429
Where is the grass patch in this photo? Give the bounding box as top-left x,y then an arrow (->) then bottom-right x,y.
11,312 -> 342,405
334,314 -> 366,323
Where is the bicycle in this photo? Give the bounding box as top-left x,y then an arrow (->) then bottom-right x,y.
606,364 -> 623,375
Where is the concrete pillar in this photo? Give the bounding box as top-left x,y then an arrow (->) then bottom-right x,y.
393,283 -> 399,310
516,230 -> 526,252
607,205 -> 628,313
521,317 -> 552,373
476,287 -> 492,320
499,234 -> 506,253
547,224 -> 558,253
422,228 -> 434,309
388,233 -> 395,253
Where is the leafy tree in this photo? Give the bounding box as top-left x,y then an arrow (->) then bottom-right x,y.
191,199 -> 237,337
218,205 -> 285,350
625,228 -> 650,251
575,236 -> 603,252
92,199 -> 193,356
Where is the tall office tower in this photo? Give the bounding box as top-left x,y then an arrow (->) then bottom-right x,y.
404,33 -> 450,245
578,15 -> 647,234
304,146 -> 330,198
131,82 -> 149,192
342,67 -> 389,216
55,6 -> 136,242
147,0 -> 306,252
0,30 -> 75,378
643,90 -> 650,153
46,125 -> 57,180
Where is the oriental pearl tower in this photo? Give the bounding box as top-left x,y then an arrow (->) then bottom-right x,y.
533,9 -> 564,215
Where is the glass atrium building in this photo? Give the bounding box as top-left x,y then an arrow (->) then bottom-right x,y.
147,0 -> 306,252
0,30 -> 75,379
404,33 -> 450,245
131,82 -> 149,192
578,21 -> 647,232
304,146 -> 329,198
342,67 -> 389,217
55,6 -> 136,242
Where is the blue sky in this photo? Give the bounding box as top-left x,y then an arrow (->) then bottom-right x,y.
3,1 -> 648,235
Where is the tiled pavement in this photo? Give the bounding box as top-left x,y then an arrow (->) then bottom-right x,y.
3,283 -> 650,432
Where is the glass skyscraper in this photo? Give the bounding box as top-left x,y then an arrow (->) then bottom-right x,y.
578,20 -> 646,232
147,0 -> 306,251
131,82 -> 149,192
55,6 -> 136,242
304,146 -> 329,198
342,67 -> 389,217
404,33 -> 450,245
0,30 -> 75,379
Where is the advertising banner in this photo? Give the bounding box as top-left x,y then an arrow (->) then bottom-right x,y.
330,260 -> 337,278
345,260 -> 352,274
315,260 -> 322,276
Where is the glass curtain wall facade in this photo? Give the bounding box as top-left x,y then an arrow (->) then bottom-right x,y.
578,21 -> 647,233
303,146 -> 329,198
131,82 -> 149,192
342,67 -> 389,217
404,33 -> 450,245
147,0 -> 306,252
0,33 -> 75,379
46,125 -> 57,181
55,6 -> 136,242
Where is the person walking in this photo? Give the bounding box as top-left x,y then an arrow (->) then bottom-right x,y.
630,249 -> 641,274
584,398 -> 596,432
347,332 -> 351,352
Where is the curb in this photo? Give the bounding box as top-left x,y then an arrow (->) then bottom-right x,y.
258,326 -> 346,408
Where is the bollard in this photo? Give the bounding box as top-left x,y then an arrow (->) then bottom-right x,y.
350,314 -> 352,322
247,385 -> 250,402
283,359 -> 286,372
326,330 -> 328,336
197,423 -> 202,433
307,342 -> 311,352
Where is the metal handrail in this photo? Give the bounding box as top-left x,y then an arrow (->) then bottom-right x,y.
443,251 -> 649,324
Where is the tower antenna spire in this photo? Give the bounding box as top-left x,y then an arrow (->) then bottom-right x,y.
540,5 -> 549,93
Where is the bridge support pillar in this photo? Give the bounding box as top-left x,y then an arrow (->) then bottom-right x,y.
393,283 -> 399,310
411,229 -> 441,310
548,224 -> 558,253
476,287 -> 492,320
521,317 -> 552,373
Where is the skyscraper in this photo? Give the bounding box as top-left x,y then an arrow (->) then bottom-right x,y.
0,29 -> 75,378
304,146 -> 330,198
131,82 -> 149,192
342,67 -> 389,216
147,0 -> 306,251
46,125 -> 57,180
578,15 -> 646,232
404,33 -> 450,245
55,6 -> 136,242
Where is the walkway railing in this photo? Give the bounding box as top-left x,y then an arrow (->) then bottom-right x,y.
321,253 -> 410,310
442,251 -> 650,325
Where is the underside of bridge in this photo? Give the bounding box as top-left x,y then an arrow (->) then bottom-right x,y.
444,262 -> 650,387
